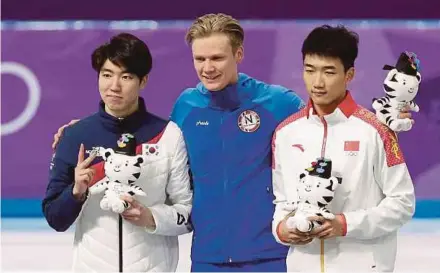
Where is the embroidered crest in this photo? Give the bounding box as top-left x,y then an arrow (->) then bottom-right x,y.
238,110 -> 260,133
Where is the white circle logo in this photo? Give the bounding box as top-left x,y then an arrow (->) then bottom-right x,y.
1,62 -> 41,136
238,110 -> 260,133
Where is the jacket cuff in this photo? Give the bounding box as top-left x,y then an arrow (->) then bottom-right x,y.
66,184 -> 88,205
338,214 -> 347,236
276,221 -> 290,244
144,206 -> 159,234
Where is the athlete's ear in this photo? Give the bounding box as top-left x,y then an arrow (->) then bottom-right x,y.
345,67 -> 355,84
235,46 -> 244,64
140,75 -> 148,89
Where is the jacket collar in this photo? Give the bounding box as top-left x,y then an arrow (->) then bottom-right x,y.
197,73 -> 252,111
306,91 -> 358,125
99,97 -> 148,133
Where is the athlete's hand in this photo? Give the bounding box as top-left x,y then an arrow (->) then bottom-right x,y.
52,119 -> 80,150
73,144 -> 96,201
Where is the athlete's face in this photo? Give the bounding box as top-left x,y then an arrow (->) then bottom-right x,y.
191,33 -> 243,91
303,54 -> 354,114
98,59 -> 146,117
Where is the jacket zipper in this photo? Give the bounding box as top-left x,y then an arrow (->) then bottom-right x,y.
320,116 -> 328,273
320,117 -> 328,158
119,208 -> 123,272
220,114 -> 233,263
119,122 -> 125,273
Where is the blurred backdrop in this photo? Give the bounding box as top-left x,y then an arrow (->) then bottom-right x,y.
2,0 -> 440,219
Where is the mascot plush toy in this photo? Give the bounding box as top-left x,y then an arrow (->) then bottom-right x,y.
286,158 -> 342,232
372,51 -> 422,132
89,133 -> 146,214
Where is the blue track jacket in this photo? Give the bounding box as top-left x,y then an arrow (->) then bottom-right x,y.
171,73 -> 305,263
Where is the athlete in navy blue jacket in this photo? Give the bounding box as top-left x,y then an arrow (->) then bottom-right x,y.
43,33 -> 193,272
172,14 -> 305,272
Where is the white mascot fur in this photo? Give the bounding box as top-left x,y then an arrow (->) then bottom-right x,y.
89,133 -> 146,214
373,51 -> 422,132
286,158 -> 342,232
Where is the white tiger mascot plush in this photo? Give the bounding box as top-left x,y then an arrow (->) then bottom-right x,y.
286,158 -> 342,232
89,133 -> 146,214
372,51 -> 422,132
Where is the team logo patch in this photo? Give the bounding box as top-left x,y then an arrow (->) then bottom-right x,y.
238,110 -> 261,133
117,133 -> 135,148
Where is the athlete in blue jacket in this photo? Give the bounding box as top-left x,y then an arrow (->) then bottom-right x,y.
173,14 -> 305,272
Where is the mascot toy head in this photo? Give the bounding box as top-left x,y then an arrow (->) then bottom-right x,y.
286,158 -> 342,232
102,133 -> 144,185
298,158 -> 341,209
382,51 -> 422,103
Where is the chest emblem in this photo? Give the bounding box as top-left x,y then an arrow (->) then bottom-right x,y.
238,110 -> 260,133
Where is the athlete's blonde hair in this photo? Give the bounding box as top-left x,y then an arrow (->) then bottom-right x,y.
185,13 -> 244,52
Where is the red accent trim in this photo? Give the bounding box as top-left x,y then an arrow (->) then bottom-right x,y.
135,144 -> 143,155
338,214 -> 347,236
306,91 -> 357,118
338,91 -> 358,118
292,144 -> 304,152
148,129 -> 165,144
305,99 -> 315,118
276,221 -> 290,243
135,127 -> 166,155
320,117 -> 328,157
89,161 -> 105,187
272,108 -> 308,169
353,107 -> 405,167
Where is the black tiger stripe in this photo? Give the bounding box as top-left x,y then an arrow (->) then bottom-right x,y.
384,84 -> 395,92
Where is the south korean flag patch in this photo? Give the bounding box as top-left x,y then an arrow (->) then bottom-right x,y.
143,144 -> 160,157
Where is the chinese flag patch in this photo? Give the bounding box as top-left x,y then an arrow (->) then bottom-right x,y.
344,141 -> 360,151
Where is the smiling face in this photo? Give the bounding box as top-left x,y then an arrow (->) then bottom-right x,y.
98,59 -> 146,117
191,33 -> 243,91
383,68 -> 421,102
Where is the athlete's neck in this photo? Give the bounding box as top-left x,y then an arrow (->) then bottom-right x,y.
105,100 -> 139,119
314,92 -> 347,117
